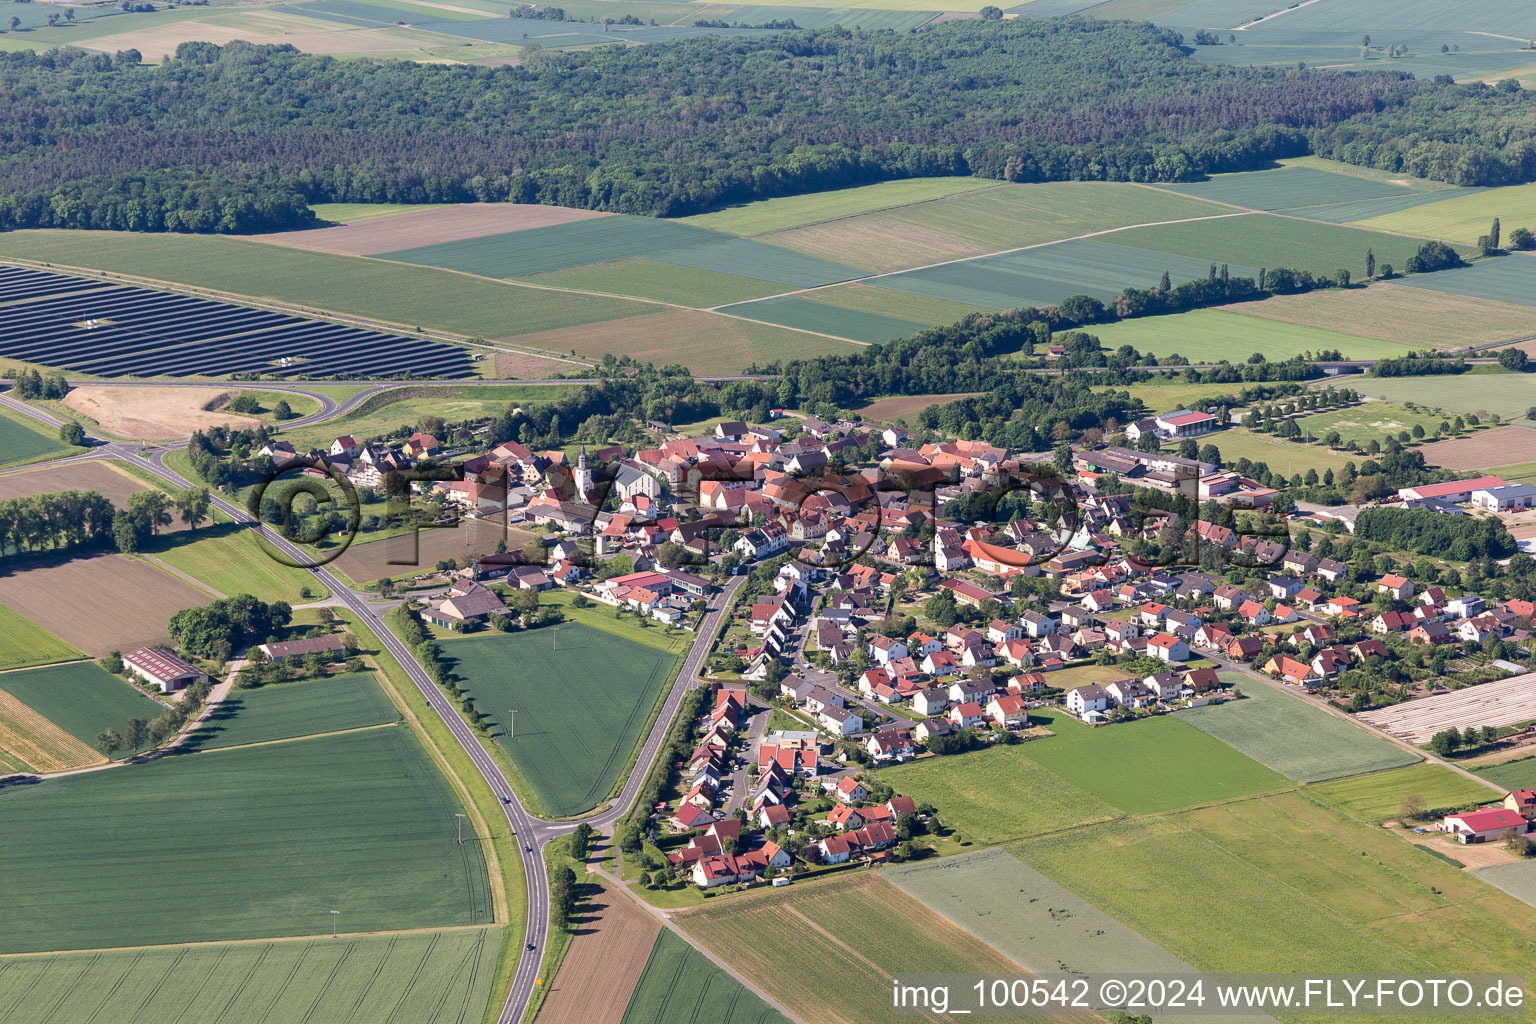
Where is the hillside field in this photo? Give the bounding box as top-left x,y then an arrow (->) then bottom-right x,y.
680,177 -> 997,236
1355,182 -> 1536,245
1220,283 -> 1535,350
1351,374 -> 1536,424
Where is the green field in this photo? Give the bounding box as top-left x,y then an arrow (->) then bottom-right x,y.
148,525 -> 328,605
722,295 -> 928,343
439,622 -> 678,816
276,383 -> 575,450
0,231 -> 649,344
1390,255 -> 1536,309
804,282 -> 985,325
517,257 -> 786,306
882,742 -> 1120,845
1355,182 -> 1536,246
1092,379 -> 1263,414
1196,427 -> 1358,475
310,201 -> 451,223
0,927 -> 502,1024
680,177 -> 997,236
0,726 -> 491,952
1305,763 -> 1501,823
0,607 -> 84,671
1352,373 -> 1536,423
0,405 -> 72,467
380,216 -> 725,279
650,237 -> 864,289
1472,756 -> 1536,791
1294,402 -> 1449,446
1487,460 -> 1536,484
188,672 -> 399,751
621,929 -> 791,1024
761,181 -> 1233,273
1017,708 -> 1289,814
1473,861 -> 1536,910
1015,790 -> 1536,980
0,661 -> 165,749
1177,678 -> 1420,784
1150,165 -> 1425,213
1223,283 -> 1536,350
1078,308 -> 1410,362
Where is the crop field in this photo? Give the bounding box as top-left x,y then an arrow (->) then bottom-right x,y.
1149,165 -> 1425,212
1396,254 -> 1536,308
1103,213 -> 1438,281
0,460 -> 175,512
517,257 -> 786,307
1222,283 -> 1536,350
882,741 -> 1119,844
470,308 -> 858,374
439,622 -> 678,816
0,553 -> 206,655
760,182 -> 1233,273
1359,673 -> 1536,745
1417,426 -> 1536,470
857,392 -> 983,422
380,216 -> 727,280
884,846 -> 1194,976
0,927 -> 502,1024
618,929 -> 788,1024
677,874 -> 1055,1024
1074,308 -> 1409,362
1293,402 -> 1447,446
0,606 -> 83,672
1017,708 -> 1288,814
1353,376 -> 1536,426
1473,862 -> 1536,910
0,232 -> 649,347
188,673 -> 398,751
0,407 -> 70,467
0,690 -> 103,773
1473,756 -> 1536,791
252,203 -> 609,257
722,295 -> 928,343
149,525 -> 328,604
1355,182 -> 1536,246
652,238 -> 864,289
0,660 -> 164,751
1197,428 -> 1358,475
1305,764 -> 1500,823
803,282 -> 985,326
537,882 -> 662,1024
1177,678 -> 1420,783
0,726 -> 491,952
1014,790 -> 1536,981
680,177 -> 996,236
1488,460 -> 1536,486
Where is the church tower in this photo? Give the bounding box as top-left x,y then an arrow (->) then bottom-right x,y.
574,445 -> 593,498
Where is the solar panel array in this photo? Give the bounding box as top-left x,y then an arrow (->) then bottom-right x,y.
0,266 -> 475,379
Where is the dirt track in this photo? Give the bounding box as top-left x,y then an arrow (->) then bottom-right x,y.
535,880 -> 659,1024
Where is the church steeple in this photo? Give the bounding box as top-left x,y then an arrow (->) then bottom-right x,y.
574,445 -> 593,497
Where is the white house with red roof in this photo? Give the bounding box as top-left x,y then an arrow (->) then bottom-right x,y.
1146,632 -> 1188,663
833,776 -> 868,804
1154,410 -> 1215,437
1440,807 -> 1529,843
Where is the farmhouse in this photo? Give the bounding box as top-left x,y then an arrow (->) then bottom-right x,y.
1440,808 -> 1529,844
1397,476 -> 1507,504
422,581 -> 509,627
256,634 -> 346,663
123,647 -> 207,693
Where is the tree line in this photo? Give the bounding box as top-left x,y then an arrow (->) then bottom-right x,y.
3,20 -> 1535,233
0,484 -> 210,561
1354,506 -> 1516,560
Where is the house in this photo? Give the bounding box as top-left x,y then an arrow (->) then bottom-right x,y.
402,432 -> 442,459
255,634 -> 346,663
921,651 -> 958,677
1311,647 -> 1350,678
1144,671 -> 1185,700
1225,634 -> 1264,660
423,580 -> 509,626
817,834 -> 857,864
866,729 -> 916,762
1264,655 -> 1320,687
1105,678 -> 1154,708
1324,596 -> 1361,618
987,619 -> 1024,645
867,635 -> 908,665
1267,576 -> 1303,599
1409,622 -> 1455,646
670,804 -> 714,830
1446,594 -> 1486,619
1008,671 -> 1048,694
1145,632 -> 1189,663
916,717 -> 953,743
1213,584 -> 1246,611
987,694 -> 1031,728
1504,789 -> 1536,820
912,686 -> 950,716
1440,807 -> 1529,844
1019,610 -> 1056,637
1351,638 -> 1389,662
1236,600 -> 1271,627
1377,574 -> 1415,601
735,523 -> 791,560
834,776 -> 868,804
819,706 -> 863,736
826,803 -> 865,830
1066,684 -> 1111,719
948,701 -> 987,728
122,647 -> 208,693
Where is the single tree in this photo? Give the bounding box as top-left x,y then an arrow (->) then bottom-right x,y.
175,486 -> 211,530
272,398 -> 293,420
96,728 -> 124,758
1491,216 -> 1501,250
1365,249 -> 1375,279
58,421 -> 86,446
125,717 -> 149,752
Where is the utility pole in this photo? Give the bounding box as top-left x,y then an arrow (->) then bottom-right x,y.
330,909 -> 340,938
507,709 -> 515,739
456,812 -> 466,845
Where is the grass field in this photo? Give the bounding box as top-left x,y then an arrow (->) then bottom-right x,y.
148,524 -> 327,604
516,257 -> 786,307
0,726 -> 491,953
802,282 -> 985,326
439,622 -> 678,816
187,672 -> 399,751
1092,379 -> 1262,414
680,177 -> 997,236
1473,756 -> 1536,791
1473,861 -> 1536,910
0,606 -> 83,671
310,201 -> 451,222
0,231 -> 649,346
1351,373 -> 1536,423
1395,254 -> 1536,308
1293,402 -> 1447,446
1017,708 -> 1288,814
1076,307 -> 1409,362
275,383 -> 574,450
0,660 -> 165,750
620,928 -> 791,1024
1305,763 -> 1500,823
1355,182 -> 1536,246
0,405 -> 71,467
1221,283 -> 1536,350
651,238 -> 864,289
884,845 -> 1195,976
1197,428 -> 1359,475
1177,678 -> 1420,784
722,295 -> 928,343
761,182 -> 1233,273
1104,213 -> 1442,281
0,928 -> 502,1024
380,216 -> 725,279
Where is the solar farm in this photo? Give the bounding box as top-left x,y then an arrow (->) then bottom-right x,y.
0,265 -> 475,379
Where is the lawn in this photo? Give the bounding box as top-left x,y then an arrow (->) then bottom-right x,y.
0,660 -> 165,748
1351,373 -> 1536,423
1198,427 -> 1359,476
1355,181 -> 1536,246
0,404 -> 72,467
1177,677 -> 1421,784
438,622 -> 679,816
680,177 -> 997,236
620,929 -> 792,1024
186,672 -> 399,751
1293,402 -> 1448,446
147,523 -> 328,604
0,927 -> 503,1024
1079,308 -> 1410,362
516,257 -> 786,307
1014,790 -> 1529,977
0,606 -> 84,671
1304,763 -> 1501,823
883,741 -> 1120,845
0,725 -> 492,953
0,231 -> 649,345
1223,283 -> 1536,350
1473,756 -> 1536,791
1016,708 -> 1289,814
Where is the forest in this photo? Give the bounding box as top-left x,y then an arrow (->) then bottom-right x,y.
2,18 -> 1535,232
